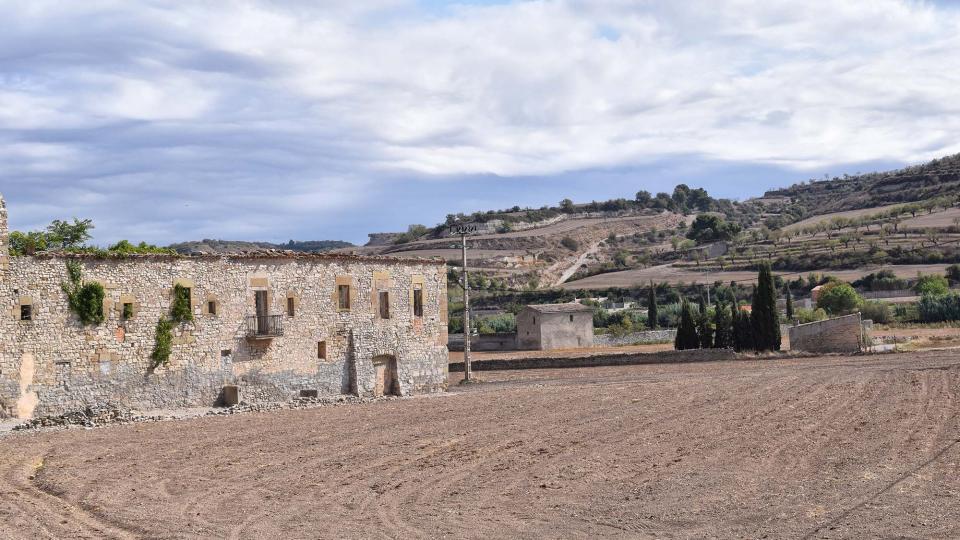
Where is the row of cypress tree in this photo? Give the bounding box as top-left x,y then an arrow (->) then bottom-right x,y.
673,263 -> 781,352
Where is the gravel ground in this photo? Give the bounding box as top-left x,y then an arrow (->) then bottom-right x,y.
1,350 -> 959,539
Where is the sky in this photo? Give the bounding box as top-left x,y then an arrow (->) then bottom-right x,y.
1,0 -> 959,246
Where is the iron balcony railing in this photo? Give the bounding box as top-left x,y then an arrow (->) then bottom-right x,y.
246,315 -> 284,338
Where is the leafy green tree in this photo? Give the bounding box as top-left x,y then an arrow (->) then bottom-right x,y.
816,282 -> 863,315
46,218 -> 94,249
751,263 -> 781,351
559,198 -> 575,213
635,190 -> 652,206
647,282 -> 658,329
686,214 -> 742,244
914,274 -> 949,297
674,300 -> 700,350
8,230 -> 49,255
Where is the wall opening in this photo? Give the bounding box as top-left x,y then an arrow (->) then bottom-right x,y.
337,284 -> 351,310
413,287 -> 423,317
317,340 -> 327,360
372,355 -> 399,397
207,300 -> 217,316
379,291 -> 391,319
20,304 -> 32,321
287,296 -> 296,317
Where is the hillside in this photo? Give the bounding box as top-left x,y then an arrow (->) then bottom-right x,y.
169,239 -> 353,255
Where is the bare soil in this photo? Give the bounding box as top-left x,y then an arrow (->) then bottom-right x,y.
2,350 -> 960,539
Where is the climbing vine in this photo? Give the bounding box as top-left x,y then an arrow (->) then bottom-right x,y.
61,260 -> 105,325
151,317 -> 174,369
171,283 -> 193,323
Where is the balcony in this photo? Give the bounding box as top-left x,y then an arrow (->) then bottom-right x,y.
246,315 -> 284,339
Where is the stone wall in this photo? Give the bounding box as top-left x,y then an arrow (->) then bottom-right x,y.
447,333 -> 517,352
449,348 -> 737,372
594,329 -> 677,347
0,249 -> 448,419
788,313 -> 864,354
0,193 -> 7,272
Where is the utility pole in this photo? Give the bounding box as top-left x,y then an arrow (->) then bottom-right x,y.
461,231 -> 472,382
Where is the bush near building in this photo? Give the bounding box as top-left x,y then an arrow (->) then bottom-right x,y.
860,301 -> 894,324
816,282 -> 863,315
914,275 -> 950,297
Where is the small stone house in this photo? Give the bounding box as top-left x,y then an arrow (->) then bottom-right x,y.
516,303 -> 594,350
0,193 -> 449,419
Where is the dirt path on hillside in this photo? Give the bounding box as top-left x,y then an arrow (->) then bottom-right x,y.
2,351 -> 960,538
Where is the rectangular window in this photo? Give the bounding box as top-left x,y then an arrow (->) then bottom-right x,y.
122,303 -> 135,320
337,284 -> 351,310
287,297 -> 296,317
317,341 -> 327,360
413,288 -> 423,317
208,301 -> 217,316
379,291 -> 390,319
570,315 -> 574,322
20,304 -> 32,321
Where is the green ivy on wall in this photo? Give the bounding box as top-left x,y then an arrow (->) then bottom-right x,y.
151,317 -> 174,369
171,283 -> 193,323
61,260 -> 105,325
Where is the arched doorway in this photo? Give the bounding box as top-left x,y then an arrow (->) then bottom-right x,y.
372,355 -> 400,397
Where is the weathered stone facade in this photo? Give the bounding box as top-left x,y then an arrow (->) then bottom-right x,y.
788,313 -> 865,354
0,193 -> 448,419
593,329 -> 677,347
516,304 -> 594,350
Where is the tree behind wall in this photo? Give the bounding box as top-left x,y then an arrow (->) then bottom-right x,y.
674,300 -> 700,350
647,281 -> 658,329
785,285 -> 794,321
733,304 -> 755,352
713,301 -> 733,349
751,263 -> 781,352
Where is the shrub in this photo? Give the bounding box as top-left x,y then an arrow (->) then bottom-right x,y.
914,274 -> 950,297
151,317 -> 174,369
918,293 -> 960,323
793,307 -> 829,324
859,301 -> 893,324
61,261 -> 105,325
816,282 -> 862,315
171,283 -> 193,323
476,313 -> 516,335
560,236 -> 580,251
947,264 -> 960,284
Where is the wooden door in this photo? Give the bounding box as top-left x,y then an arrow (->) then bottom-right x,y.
374,362 -> 386,397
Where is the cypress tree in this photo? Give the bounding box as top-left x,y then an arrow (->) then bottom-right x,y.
697,301 -> 713,348
785,285 -> 794,320
751,263 -> 781,352
674,300 -> 700,350
713,301 -> 733,349
734,305 -> 755,353
647,281 -> 658,329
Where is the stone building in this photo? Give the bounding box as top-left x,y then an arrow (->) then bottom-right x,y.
788,313 -> 866,353
516,303 -> 594,350
0,193 -> 448,419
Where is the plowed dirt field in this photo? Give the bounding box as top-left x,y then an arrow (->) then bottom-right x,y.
2,350 -> 959,539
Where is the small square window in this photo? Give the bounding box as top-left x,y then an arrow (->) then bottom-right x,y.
20,304 -> 32,321
287,297 -> 296,317
317,341 -> 327,360
413,288 -> 423,317
208,301 -> 217,316
379,291 -> 390,319
337,284 -> 351,310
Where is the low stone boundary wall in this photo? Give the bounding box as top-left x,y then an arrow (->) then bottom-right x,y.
449,348 -> 737,372
593,329 -> 676,347
447,333 -> 517,352
788,313 -> 865,354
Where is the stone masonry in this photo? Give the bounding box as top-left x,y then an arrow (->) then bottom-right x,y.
788,313 -> 865,354
0,193 -> 448,419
